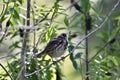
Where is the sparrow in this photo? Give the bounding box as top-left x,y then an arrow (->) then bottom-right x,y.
36,33 -> 68,59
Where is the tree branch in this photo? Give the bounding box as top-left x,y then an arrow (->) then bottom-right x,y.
89,29 -> 120,63
0,52 -> 20,60
31,1 -> 40,79
24,0 -> 120,76
20,0 -> 31,80
0,63 -> 14,80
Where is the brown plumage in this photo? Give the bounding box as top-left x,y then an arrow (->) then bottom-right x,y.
36,33 -> 68,59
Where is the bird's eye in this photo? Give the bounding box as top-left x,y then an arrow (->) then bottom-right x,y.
61,33 -> 66,37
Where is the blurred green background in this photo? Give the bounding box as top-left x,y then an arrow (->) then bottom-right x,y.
0,0 -> 120,80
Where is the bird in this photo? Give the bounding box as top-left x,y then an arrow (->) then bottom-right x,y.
36,33 -> 68,60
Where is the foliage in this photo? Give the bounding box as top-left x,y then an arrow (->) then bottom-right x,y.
0,0 -> 120,80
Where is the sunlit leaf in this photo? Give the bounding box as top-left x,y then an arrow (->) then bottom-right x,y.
64,16 -> 69,27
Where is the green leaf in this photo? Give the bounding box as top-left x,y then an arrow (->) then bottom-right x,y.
75,52 -> 83,59
18,0 -> 24,4
111,57 -> 119,66
54,1 -> 59,12
9,8 -> 14,14
64,16 -> 69,27
70,53 -> 81,73
57,27 -> 67,30
96,31 -> 108,40
76,46 -> 85,49
10,30 -> 18,39
69,45 -> 81,73
9,41 -> 21,49
80,0 -> 90,13
68,45 -> 74,53
45,26 -> 56,42
110,26 -> 120,40
13,9 -> 20,19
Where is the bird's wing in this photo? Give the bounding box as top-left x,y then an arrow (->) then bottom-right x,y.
44,38 -> 63,52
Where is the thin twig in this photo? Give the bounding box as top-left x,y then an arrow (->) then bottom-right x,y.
0,0 -> 9,19
0,63 -> 14,80
16,66 -> 24,80
32,32 -> 44,79
63,0 -> 79,12
25,59 -> 59,77
88,40 -> 111,63
0,0 -> 81,33
0,0 -> 5,16
89,29 -> 120,63
30,3 -> 57,79
25,0 -> 120,76
31,1 -> 40,79
34,9 -> 52,26
0,1 -> 15,43
20,0 -> 31,80
80,58 -> 84,80
0,52 -> 20,60
85,23 -> 89,80
0,17 -> 11,43
70,0 -> 83,13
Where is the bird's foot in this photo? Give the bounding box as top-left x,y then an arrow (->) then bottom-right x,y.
61,56 -> 65,61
